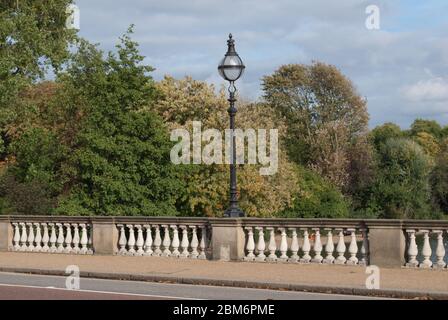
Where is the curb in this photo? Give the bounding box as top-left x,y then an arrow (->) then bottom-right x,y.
0,266 -> 446,300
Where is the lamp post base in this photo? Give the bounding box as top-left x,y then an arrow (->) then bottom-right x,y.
224,206 -> 245,218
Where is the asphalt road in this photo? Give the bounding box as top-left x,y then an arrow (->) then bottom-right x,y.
0,272 -> 386,300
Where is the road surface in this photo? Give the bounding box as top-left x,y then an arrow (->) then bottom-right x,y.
0,272 -> 387,300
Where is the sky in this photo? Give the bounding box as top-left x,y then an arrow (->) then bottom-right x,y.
74,0 -> 448,128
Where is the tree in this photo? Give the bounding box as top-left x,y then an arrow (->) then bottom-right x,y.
0,127 -> 65,214
55,29 -> 183,216
262,62 -> 369,190
346,134 -> 375,214
369,123 -> 403,149
278,166 -> 350,218
0,0 -> 76,133
0,80 -> 77,215
410,119 -> 443,139
442,126 -> 448,138
371,138 -> 433,219
151,76 -> 221,127
430,138 -> 448,214
413,131 -> 440,158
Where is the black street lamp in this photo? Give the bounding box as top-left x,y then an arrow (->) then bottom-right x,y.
218,34 -> 245,218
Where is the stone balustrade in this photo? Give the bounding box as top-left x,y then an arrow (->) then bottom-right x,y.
115,219 -> 210,259
403,221 -> 448,269
240,219 -> 368,266
0,216 -> 447,269
8,217 -> 93,254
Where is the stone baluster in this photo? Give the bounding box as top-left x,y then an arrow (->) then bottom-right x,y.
64,223 -> 73,253
255,227 -> 266,262
433,230 -> 446,269
72,224 -> 80,254
346,228 -> 359,265
300,229 -> 311,263
12,223 -> 20,251
49,223 -> 57,253
153,225 -> 162,256
266,227 -> 277,262
179,225 -> 190,258
56,223 -> 65,253
171,225 -> 180,257
311,228 -> 323,263
335,229 -> 347,264
278,228 -> 288,262
198,226 -> 207,260
405,229 -> 419,267
34,223 -> 42,252
135,225 -> 145,256
419,230 -> 432,268
26,222 -> 35,252
126,224 -> 136,255
41,223 -> 50,252
359,228 -> 369,266
161,225 -> 172,257
190,226 -> 199,259
143,225 -> 153,256
288,228 -> 299,263
87,226 -> 93,254
19,223 -> 27,251
323,228 -> 335,264
117,224 -> 126,255
80,224 -> 89,254
244,227 -> 256,261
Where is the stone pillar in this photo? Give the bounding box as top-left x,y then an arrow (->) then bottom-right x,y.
91,217 -> 118,255
0,216 -> 12,252
366,220 -> 405,268
209,218 -> 245,261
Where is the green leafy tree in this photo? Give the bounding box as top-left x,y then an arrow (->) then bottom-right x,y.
56,29 -> 183,216
371,138 -> 433,219
430,138 -> 448,215
279,166 -> 350,218
442,126 -> 448,138
0,127 -> 66,214
369,122 -> 403,149
0,0 -> 76,134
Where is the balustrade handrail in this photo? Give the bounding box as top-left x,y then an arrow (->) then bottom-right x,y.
113,216 -> 210,225
0,215 -> 210,225
2,215 -> 93,223
401,220 -> 448,229
1,215 -> 448,229
239,218 -> 367,228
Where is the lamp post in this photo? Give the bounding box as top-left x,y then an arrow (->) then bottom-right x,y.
218,34 -> 245,218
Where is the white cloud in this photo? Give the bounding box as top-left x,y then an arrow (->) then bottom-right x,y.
401,77 -> 448,102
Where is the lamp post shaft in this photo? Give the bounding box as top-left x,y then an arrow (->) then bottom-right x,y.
218,34 -> 245,218
224,90 -> 244,217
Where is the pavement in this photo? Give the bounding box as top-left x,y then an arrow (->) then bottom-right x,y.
0,252 -> 446,299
